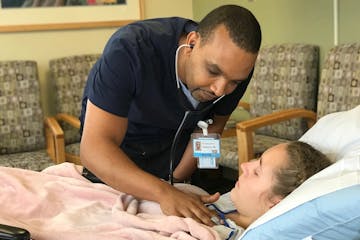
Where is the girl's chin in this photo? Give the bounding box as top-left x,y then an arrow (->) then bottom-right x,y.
229,187 -> 236,199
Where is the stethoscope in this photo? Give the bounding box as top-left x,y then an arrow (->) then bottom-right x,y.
168,44 -> 225,185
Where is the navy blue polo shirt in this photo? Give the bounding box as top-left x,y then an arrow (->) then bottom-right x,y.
80,17 -> 250,144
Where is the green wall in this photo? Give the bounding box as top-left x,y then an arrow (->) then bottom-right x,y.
192,0 -> 360,101
339,0 -> 360,43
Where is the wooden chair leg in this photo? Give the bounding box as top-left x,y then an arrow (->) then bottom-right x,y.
236,128 -> 254,173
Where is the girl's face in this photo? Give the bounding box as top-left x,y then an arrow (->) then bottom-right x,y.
230,143 -> 288,221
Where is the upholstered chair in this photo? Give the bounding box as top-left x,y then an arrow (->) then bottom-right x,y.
48,54 -> 100,164
219,44 -> 320,170
316,43 -> 360,118
0,60 -> 63,170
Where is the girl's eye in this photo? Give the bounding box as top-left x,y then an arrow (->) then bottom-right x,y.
254,169 -> 259,176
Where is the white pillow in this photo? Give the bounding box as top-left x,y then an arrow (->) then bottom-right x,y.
299,104 -> 360,161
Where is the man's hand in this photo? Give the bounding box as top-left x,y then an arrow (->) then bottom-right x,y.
159,186 -> 220,226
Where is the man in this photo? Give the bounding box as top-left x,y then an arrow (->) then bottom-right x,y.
79,4 -> 261,226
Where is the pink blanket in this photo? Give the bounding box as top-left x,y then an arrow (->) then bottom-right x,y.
0,163 -> 220,240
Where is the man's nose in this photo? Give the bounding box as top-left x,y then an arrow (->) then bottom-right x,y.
210,78 -> 227,97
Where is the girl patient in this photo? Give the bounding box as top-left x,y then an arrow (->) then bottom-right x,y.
207,141 -> 331,238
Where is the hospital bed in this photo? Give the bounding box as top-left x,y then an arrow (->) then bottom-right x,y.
0,106 -> 359,240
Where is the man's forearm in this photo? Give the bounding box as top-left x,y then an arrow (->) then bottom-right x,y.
173,141 -> 197,181
80,138 -> 172,203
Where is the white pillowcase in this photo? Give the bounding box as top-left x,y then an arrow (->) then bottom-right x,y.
299,104 -> 360,161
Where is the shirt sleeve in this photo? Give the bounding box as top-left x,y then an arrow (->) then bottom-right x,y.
88,40 -> 137,117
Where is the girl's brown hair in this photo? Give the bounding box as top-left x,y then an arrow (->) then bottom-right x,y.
272,141 -> 332,198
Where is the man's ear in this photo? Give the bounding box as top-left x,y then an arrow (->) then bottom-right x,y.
186,31 -> 199,48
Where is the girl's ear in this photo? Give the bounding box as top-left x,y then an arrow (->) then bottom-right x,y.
267,195 -> 283,209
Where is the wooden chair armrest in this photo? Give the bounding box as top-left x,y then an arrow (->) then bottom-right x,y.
56,113 -> 81,129
236,108 -> 317,131
44,117 -> 65,164
221,128 -> 237,137
238,101 -> 250,111
45,116 -> 64,136
235,108 -> 317,170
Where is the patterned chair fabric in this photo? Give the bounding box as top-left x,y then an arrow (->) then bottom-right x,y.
249,43 -> 319,140
0,150 -> 54,171
0,60 -> 54,171
220,135 -> 290,170
316,43 -> 360,118
219,44 -> 320,170
65,142 -> 80,156
49,54 -> 100,144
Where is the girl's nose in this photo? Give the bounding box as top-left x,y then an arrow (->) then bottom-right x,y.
240,162 -> 249,176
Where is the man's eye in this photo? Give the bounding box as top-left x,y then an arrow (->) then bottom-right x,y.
232,80 -> 243,86
208,69 -> 219,76
230,81 -> 240,86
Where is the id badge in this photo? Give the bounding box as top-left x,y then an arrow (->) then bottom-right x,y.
192,133 -> 221,169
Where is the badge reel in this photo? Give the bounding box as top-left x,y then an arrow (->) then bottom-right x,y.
191,120 -> 221,169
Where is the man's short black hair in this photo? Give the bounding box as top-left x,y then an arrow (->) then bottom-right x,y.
197,5 -> 262,53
